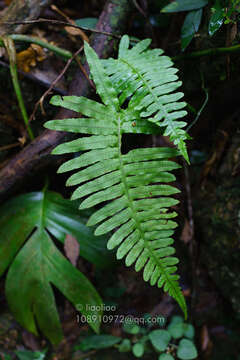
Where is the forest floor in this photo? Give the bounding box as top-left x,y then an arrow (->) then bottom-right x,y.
1,0 -> 240,359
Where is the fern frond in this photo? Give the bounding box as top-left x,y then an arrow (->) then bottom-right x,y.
45,41 -> 187,317
102,35 -> 189,163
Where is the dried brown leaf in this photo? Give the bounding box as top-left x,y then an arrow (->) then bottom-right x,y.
201,325 -> 210,351
50,4 -> 89,42
200,325 -> 213,356
180,219 -> 192,244
64,25 -> 89,42
64,234 -> 80,266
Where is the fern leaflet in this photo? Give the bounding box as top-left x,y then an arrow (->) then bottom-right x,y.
45,40 -> 188,317
102,35 -> 189,163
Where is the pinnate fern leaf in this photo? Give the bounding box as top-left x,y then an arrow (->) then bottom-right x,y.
45,41 -> 187,317
102,35 -> 189,163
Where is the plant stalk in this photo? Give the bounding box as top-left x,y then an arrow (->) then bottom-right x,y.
3,37 -> 34,140
173,44 -> 240,61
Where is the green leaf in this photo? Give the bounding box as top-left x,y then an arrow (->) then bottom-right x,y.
168,322 -> 184,339
0,191 -> 104,344
159,354 -> 175,360
75,17 -> 98,29
181,9 -> 203,51
15,350 -> 46,360
162,0 -> 208,12
208,1 -> 224,36
123,321 -> 141,334
177,339 -> 198,360
84,41 -> 119,111
149,329 -> 171,352
118,339 -> 132,352
45,39 -> 189,318
183,323 -> 195,339
45,192 -> 114,268
3,355 -> 12,360
132,343 -> 145,358
170,315 -> 184,325
76,335 -> 121,351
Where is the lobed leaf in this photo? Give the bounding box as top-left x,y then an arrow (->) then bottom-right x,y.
0,190 -> 113,343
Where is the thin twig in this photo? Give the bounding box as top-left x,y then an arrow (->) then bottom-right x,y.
132,0 -> 157,46
187,89 -> 208,132
29,45 -> 85,122
50,4 -> 89,43
0,142 -> 20,151
187,75 -> 209,132
2,18 -> 122,39
132,0 -> 147,17
74,55 -> 95,90
74,350 -> 96,359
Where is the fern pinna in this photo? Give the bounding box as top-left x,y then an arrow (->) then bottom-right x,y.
45,36 -> 189,317
102,35 -> 189,163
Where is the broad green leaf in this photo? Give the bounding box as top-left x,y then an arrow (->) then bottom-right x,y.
0,190 -> 106,344
183,323 -> 195,339
0,191 -> 113,270
75,17 -> 98,29
177,339 -> 198,360
118,339 -> 132,352
123,321 -> 141,334
76,335 -> 121,351
170,315 -> 184,325
15,350 -> 46,360
159,354 -> 175,360
181,9 -> 203,51
3,355 -> 12,360
208,1 -> 224,36
162,0 -> 208,12
168,322 -> 184,339
132,343 -> 145,358
149,329 -> 171,352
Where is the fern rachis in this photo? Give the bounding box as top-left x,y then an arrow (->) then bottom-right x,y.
45,37 -> 189,317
